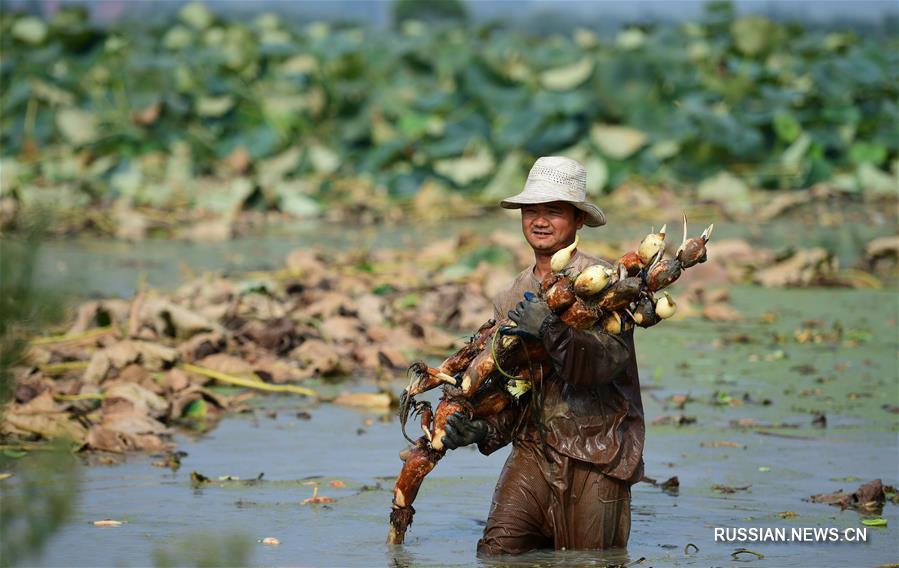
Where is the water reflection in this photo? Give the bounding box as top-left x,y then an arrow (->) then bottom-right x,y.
477,547 -> 634,567
388,544 -> 634,568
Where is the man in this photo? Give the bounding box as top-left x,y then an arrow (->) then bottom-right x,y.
442,156 -> 645,555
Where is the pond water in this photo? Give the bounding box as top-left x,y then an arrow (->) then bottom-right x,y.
15,215 -> 899,567
27,283 -> 898,567
30,210 -> 893,300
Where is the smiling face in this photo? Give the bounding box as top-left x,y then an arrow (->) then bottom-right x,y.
520,201 -> 585,256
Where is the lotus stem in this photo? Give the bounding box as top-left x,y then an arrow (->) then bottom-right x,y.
179,363 -> 317,397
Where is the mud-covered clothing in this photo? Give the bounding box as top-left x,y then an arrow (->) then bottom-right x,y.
477,440 -> 631,555
485,250 -> 645,483
477,249 -> 644,554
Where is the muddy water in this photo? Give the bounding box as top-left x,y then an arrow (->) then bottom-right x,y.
23,216 -> 899,567
30,211 -> 893,300
32,283 -> 898,567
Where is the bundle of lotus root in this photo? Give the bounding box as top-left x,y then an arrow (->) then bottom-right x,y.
387,214 -> 713,545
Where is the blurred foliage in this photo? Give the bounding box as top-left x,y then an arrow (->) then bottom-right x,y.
0,216 -> 77,567
0,214 -> 64,405
0,1 -> 896,228
392,0 -> 468,28
0,443 -> 80,566
153,531 -> 252,567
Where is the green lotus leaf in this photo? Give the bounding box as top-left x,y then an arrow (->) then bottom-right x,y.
193,177 -> 254,214
12,17 -> 48,45
731,15 -> 773,56
526,120 -> 582,156
616,28 -> 646,50
649,140 -> 682,161
55,108 -> 99,145
179,2 -> 214,30
494,109 -> 545,150
697,171 -> 752,216
280,55 -> 319,76
433,145 -> 495,186
276,181 -> 322,217
30,80 -> 75,107
195,96 -> 235,118
398,112 -> 430,140
482,152 -> 526,201
773,111 -> 802,143
258,147 -> 303,187
163,25 -> 194,50
856,163 -> 898,196
308,144 -> 340,175
540,57 -> 595,91
17,184 -> 91,213
591,124 -> 648,160
782,133 -> 812,171
848,142 -> 888,166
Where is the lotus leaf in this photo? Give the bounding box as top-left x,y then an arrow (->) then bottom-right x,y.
163,25 -> 194,50
494,109 -> 544,150
539,57 -> 595,91
482,152 -> 526,201
12,17 -> 48,45
179,2 -> 215,30
616,28 -> 646,50
434,146 -> 495,187
55,108 -> 98,145
278,188 -> 322,218
591,124 -> 648,160
193,177 -> 254,214
526,120 -> 581,156
308,144 -> 340,175
731,16 -> 774,56
773,111 -> 802,143
697,171 -> 752,216
782,133 -> 812,171
196,96 -> 235,118
856,163 -> 897,196
0,6 -> 896,228
848,142 -> 888,166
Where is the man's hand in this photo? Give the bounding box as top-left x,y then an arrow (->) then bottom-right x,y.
442,412 -> 487,450
500,292 -> 552,341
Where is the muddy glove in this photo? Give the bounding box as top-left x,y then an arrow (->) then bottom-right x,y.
500,291 -> 552,340
442,412 -> 487,450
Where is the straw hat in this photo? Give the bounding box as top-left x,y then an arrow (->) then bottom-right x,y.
500,156 -> 606,227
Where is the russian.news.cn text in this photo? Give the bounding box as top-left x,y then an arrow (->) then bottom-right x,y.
714,527 -> 868,543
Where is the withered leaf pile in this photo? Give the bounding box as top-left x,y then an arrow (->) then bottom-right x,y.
3,229 -> 889,455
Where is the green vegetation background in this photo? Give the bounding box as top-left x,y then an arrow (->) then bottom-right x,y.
1,1 -> 897,230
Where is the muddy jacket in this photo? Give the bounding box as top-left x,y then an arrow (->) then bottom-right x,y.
483,250 -> 645,484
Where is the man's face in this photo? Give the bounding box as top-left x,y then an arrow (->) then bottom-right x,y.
520,201 -> 584,255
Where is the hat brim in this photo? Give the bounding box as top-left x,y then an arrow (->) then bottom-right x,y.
501,191 -> 606,227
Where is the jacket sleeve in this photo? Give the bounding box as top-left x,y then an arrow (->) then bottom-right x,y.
538,315 -> 631,387
476,402 -> 521,456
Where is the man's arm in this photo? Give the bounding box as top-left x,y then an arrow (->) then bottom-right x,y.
476,402 -> 521,455
504,295 -> 632,386
442,403 -> 521,455
539,315 -> 631,386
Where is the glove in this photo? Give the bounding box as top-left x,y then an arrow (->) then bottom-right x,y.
442,412 -> 487,450
500,291 -> 552,340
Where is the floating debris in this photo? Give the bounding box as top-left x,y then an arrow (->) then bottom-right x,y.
809,479 -> 889,511
302,482 -> 336,505
713,484 -> 752,494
